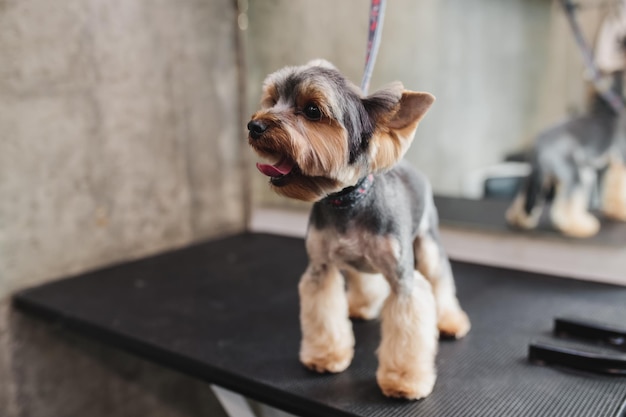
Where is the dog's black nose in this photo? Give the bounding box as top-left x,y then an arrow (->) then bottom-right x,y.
247,120 -> 267,139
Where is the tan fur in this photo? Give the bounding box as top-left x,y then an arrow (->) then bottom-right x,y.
295,120 -> 349,177
307,228 -> 442,399
345,270 -> 390,320
388,92 -> 435,130
415,235 -> 440,278
248,109 -> 348,201
505,194 -> 542,230
415,235 -> 470,338
252,107 -> 356,185
272,176 -> 342,202
550,184 -> 600,238
305,59 -> 337,70
376,272 -> 438,400
368,92 -> 435,172
601,157 -> 626,221
368,130 -> 407,172
299,262 -> 354,373
260,84 -> 278,109
248,111 -> 300,160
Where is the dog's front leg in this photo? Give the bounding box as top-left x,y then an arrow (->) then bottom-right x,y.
376,249 -> 438,400
299,262 -> 354,373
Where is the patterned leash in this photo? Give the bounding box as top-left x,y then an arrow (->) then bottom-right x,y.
561,0 -> 625,113
361,0 -> 387,95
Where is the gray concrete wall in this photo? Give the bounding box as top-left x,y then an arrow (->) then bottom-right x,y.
0,0 -> 245,415
246,0 -> 597,203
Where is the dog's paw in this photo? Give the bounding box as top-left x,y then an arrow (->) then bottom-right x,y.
438,309 -> 471,339
602,207 -> 626,222
376,366 -> 436,400
300,345 -> 353,373
506,196 -> 539,230
557,213 -> 600,238
348,296 -> 384,320
506,209 -> 536,230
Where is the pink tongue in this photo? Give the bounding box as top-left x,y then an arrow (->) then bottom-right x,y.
256,158 -> 294,177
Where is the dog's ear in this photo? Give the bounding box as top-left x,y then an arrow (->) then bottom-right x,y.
362,83 -> 435,171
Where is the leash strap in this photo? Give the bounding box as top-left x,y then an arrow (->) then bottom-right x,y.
361,0 -> 387,94
561,0 -> 625,113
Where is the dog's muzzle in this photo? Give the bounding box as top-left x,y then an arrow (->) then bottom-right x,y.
247,120 -> 268,140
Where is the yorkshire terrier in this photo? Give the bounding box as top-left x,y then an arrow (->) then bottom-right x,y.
506,74 -> 626,238
247,60 -> 470,400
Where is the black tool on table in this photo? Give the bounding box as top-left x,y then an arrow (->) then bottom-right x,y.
529,317 -> 626,375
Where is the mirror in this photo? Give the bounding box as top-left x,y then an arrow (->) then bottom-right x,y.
244,0 -> 626,244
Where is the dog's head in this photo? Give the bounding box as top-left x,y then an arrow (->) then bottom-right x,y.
247,59 -> 434,202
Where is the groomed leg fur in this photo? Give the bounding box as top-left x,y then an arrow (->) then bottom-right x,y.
299,263 -> 355,373
377,271 -> 438,400
601,157 -> 626,221
506,165 -> 545,230
551,178 -> 600,238
415,235 -> 470,338
506,192 -> 543,230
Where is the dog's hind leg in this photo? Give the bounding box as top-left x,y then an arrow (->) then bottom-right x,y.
551,163 -> 600,237
601,156 -> 626,221
414,234 -> 470,339
374,236 -> 438,400
345,270 -> 390,320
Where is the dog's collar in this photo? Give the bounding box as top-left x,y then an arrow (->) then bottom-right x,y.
321,174 -> 375,209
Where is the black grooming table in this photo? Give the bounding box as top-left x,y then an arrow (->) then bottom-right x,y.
13,233 -> 626,417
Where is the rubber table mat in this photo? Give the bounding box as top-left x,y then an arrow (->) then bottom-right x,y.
13,233 -> 626,417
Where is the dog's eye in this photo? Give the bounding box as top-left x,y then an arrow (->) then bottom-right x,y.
303,103 -> 322,121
